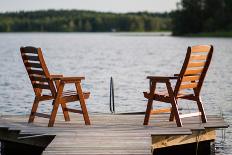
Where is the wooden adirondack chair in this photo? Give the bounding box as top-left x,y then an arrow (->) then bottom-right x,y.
20,46 -> 91,127
143,45 -> 213,127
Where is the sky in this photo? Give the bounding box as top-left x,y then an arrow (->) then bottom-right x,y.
0,0 -> 180,13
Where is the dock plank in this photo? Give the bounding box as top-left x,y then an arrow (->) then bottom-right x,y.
0,114 -> 228,155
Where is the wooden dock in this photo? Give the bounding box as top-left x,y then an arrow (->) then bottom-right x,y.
0,114 -> 228,155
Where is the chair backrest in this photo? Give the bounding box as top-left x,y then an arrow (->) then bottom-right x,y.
20,47 -> 56,96
174,45 -> 213,97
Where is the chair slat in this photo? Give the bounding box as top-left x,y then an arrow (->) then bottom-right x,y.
33,83 -> 50,89
184,69 -> 203,75
25,62 -> 42,68
182,75 -> 200,82
187,62 -> 205,68
22,55 -> 39,61
65,108 -> 83,114
190,55 -> 207,61
191,45 -> 211,52
150,108 -> 171,114
21,47 -> 38,54
30,76 -> 49,83
180,83 -> 198,90
34,112 -> 50,118
28,69 -> 45,76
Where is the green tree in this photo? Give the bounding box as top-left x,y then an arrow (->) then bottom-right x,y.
83,20 -> 92,32
0,10 -> 172,32
172,0 -> 204,35
172,0 -> 232,35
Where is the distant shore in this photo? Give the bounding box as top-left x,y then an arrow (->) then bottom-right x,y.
181,31 -> 232,38
0,10 -> 171,33
1,31 -> 232,37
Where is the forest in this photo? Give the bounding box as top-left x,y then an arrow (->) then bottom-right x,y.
172,0 -> 232,36
0,0 -> 231,36
0,10 -> 171,32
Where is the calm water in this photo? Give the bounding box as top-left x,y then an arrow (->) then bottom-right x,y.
0,33 -> 231,154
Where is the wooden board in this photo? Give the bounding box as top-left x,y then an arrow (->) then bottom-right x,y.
0,114 -> 228,155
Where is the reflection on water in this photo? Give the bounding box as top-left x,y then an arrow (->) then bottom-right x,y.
0,33 -> 231,154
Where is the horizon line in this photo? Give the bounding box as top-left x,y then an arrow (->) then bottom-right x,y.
0,8 -> 173,14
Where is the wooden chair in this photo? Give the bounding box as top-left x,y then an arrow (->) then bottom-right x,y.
20,46 -> 91,127
143,45 -> 213,127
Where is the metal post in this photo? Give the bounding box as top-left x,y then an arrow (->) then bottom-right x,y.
110,77 -> 115,114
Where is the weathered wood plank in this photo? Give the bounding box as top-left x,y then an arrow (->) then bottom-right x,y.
152,129 -> 216,149
0,114 -> 228,155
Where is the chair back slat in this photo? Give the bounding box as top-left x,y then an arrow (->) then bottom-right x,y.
174,45 -> 213,96
21,47 -> 38,54
27,69 -> 45,76
184,68 -> 203,75
22,55 -> 40,62
25,62 -> 42,68
179,83 -> 198,90
187,62 -> 205,67
191,45 -> 211,52
190,55 -> 207,60
30,76 -> 49,83
20,47 -> 56,96
182,75 -> 200,82
33,83 -> 51,90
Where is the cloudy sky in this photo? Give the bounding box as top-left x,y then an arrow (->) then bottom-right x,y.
0,0 -> 180,13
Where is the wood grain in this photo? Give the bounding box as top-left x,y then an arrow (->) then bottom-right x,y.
0,114 -> 228,155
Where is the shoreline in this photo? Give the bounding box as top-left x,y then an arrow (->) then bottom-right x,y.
0,31 -> 232,37
175,31 -> 232,38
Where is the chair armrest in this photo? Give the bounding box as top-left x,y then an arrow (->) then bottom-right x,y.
49,75 -> 64,88
50,74 -> 63,79
147,76 -> 177,82
59,77 -> 85,83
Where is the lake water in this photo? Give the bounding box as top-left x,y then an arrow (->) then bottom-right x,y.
0,33 -> 231,154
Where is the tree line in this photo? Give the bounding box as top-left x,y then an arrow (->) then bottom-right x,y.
1,0 -> 231,36
0,10 -> 171,32
172,0 -> 232,35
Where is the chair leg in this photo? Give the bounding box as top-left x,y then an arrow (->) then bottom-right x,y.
169,108 -> 175,122
75,82 -> 91,125
144,81 -> 156,125
48,101 -> 59,127
48,82 -> 64,127
196,97 -> 207,123
166,81 -> 182,127
28,97 -> 39,123
143,98 -> 153,125
61,103 -> 70,121
170,100 -> 182,127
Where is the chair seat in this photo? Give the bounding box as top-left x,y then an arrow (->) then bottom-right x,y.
144,91 -> 195,102
41,90 -> 90,100
61,90 -> 90,98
